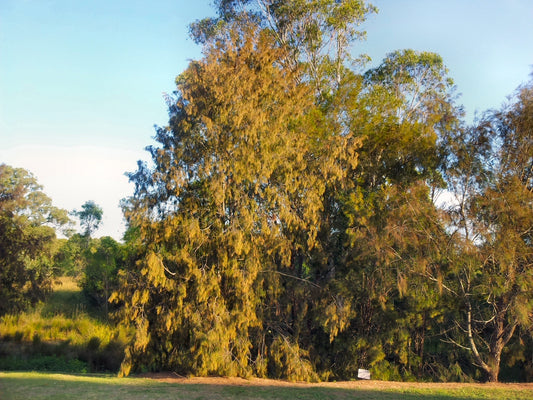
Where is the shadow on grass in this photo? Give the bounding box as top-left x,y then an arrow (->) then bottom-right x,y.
1,372 -> 532,400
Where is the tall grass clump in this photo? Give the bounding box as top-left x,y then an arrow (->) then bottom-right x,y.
0,277 -> 131,373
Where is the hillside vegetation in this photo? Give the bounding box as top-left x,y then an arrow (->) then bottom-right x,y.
0,278 -> 130,373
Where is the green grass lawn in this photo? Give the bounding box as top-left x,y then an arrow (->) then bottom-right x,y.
1,372 -> 532,400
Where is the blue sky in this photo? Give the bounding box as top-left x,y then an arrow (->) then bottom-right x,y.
1,0 -> 532,239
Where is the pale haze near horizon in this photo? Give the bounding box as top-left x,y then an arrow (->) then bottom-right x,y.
1,0 -> 532,240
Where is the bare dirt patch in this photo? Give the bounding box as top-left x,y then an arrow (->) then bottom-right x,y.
136,372 -> 533,391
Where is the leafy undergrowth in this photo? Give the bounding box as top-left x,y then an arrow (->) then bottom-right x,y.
0,277 -> 130,373
1,372 -> 533,400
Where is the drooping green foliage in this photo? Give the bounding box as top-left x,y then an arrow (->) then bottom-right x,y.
114,21 -> 356,379
0,164 -> 70,315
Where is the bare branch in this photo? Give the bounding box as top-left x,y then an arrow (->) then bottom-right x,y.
260,270 -> 321,289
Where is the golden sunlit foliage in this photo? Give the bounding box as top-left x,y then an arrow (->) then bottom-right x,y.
111,1 -> 533,383
115,21 -> 359,379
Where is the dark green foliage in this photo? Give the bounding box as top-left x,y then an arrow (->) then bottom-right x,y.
0,355 -> 89,373
73,201 -> 103,238
0,164 -> 69,316
0,334 -> 124,373
79,337 -> 125,372
81,236 -> 123,315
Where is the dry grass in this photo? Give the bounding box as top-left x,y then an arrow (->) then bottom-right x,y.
143,373 -> 533,391
53,276 -> 80,291
0,277 -> 130,347
0,277 -> 130,373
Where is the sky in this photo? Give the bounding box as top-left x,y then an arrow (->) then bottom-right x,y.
1,0 -> 532,240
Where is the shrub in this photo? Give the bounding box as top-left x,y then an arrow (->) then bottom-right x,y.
0,355 -> 88,373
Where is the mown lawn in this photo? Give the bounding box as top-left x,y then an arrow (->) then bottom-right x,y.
1,372 -> 533,400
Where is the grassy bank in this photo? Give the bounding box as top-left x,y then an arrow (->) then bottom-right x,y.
0,278 -> 130,373
1,372 -> 533,400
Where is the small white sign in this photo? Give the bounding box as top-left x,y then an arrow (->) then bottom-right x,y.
357,368 -> 371,380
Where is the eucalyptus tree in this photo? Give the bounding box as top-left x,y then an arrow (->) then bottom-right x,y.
442,81 -> 533,382
191,0 -> 377,96
0,164 -> 69,315
73,200 -> 103,238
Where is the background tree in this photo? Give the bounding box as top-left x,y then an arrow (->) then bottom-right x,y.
0,164 -> 69,315
81,236 -> 123,316
73,200 -> 103,238
53,234 -> 87,278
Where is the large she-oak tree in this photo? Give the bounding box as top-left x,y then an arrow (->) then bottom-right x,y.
113,21 -> 356,378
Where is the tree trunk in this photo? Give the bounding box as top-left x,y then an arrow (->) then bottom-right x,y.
465,300 -> 519,383
417,312 -> 427,378
486,358 -> 500,383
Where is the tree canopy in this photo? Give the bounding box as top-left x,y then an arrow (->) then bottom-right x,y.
114,21 -> 347,378
441,81 -> 533,382
113,1 -> 472,381
73,200 -> 103,238
110,0 -> 533,382
0,164 -> 69,315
